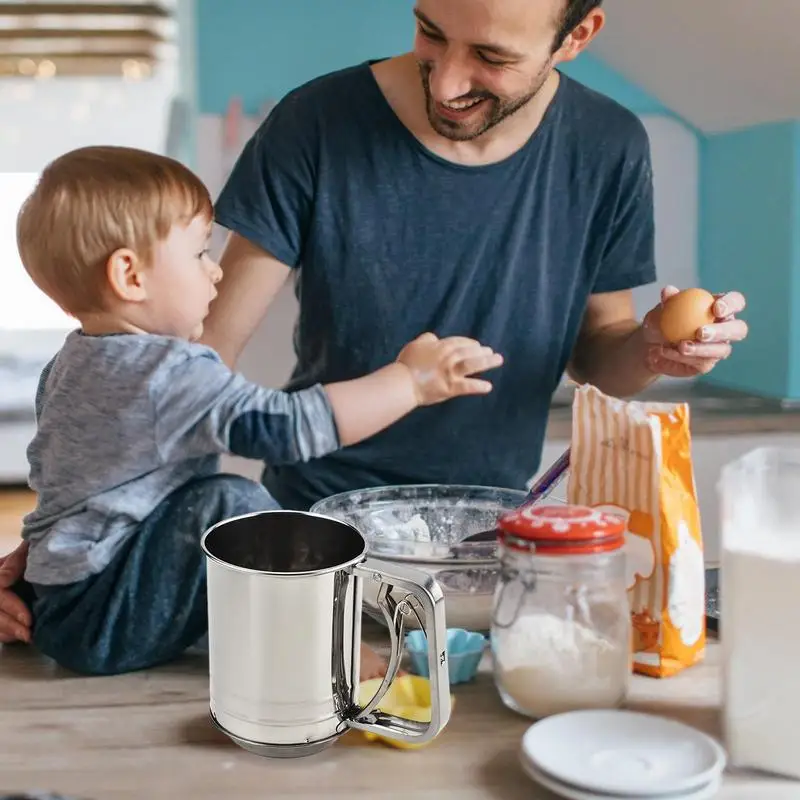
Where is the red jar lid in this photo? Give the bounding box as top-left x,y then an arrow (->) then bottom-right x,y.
497,504 -> 626,555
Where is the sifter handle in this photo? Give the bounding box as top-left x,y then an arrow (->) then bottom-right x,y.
346,558 -> 451,745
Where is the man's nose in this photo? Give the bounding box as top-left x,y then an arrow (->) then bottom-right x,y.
427,51 -> 473,102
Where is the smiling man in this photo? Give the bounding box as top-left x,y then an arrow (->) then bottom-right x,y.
414,1 -> 583,141
0,0 -> 748,644
200,0 -> 747,513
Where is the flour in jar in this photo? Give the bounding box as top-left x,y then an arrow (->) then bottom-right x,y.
493,612 -> 629,719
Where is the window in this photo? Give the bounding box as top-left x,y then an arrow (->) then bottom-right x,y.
0,171 -> 75,332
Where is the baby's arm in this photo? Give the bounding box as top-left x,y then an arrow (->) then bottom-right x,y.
152,333 -> 502,465
153,354 -> 340,465
325,333 -> 502,445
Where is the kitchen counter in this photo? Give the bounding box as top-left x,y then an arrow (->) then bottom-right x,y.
1,623 -> 797,799
547,380 -> 800,438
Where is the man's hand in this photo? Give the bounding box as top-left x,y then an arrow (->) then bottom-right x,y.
397,333 -> 504,405
0,541 -> 32,644
644,286 -> 749,377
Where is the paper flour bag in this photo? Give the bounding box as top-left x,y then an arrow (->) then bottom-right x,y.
567,384 -> 706,678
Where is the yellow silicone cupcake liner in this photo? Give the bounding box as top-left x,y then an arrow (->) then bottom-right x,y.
356,675 -> 455,750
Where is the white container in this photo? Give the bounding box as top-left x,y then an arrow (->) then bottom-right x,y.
720,447 -> 800,778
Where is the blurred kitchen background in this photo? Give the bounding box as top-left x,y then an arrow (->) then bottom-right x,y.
1,0 -> 798,564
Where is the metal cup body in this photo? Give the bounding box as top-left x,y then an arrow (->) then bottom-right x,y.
201,508 -> 452,758
202,510 -> 365,756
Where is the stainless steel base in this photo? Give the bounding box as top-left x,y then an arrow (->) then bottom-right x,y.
209,711 -> 341,758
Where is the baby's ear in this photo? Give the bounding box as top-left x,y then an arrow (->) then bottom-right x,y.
106,247 -> 147,303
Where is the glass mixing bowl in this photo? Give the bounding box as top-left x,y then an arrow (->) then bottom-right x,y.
310,484 -> 527,633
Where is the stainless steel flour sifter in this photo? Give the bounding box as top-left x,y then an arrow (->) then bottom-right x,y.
200,509 -> 451,758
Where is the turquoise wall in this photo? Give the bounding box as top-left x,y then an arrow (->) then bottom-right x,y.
195,0 -> 416,115
698,123 -> 797,398
559,56 -> 672,118
193,0 -> 670,117
793,128 -> 800,398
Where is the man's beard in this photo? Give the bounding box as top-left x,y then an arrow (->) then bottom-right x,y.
418,60 -> 551,142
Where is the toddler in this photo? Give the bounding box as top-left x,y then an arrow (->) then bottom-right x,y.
16,145 -> 503,677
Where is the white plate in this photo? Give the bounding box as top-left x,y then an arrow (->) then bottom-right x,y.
521,710 -> 727,797
520,755 -> 723,800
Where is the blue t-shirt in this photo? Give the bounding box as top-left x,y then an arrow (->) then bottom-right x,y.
214,61 -> 656,510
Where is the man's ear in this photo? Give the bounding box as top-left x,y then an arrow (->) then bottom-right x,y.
552,7 -> 605,65
106,248 -> 148,303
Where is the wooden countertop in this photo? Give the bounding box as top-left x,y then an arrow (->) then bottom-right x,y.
1,627 -> 798,799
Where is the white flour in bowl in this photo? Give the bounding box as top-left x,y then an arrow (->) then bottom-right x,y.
493,612 -> 629,719
369,510 -> 432,542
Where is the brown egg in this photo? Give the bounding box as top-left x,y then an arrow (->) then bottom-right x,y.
658,288 -> 717,344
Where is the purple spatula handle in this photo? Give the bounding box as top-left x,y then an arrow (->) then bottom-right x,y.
452,447 -> 572,550
521,447 -> 571,508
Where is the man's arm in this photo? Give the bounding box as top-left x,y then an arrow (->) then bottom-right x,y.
568,114 -> 659,398
199,233 -> 291,369
201,94 -> 318,368
567,289 -> 657,398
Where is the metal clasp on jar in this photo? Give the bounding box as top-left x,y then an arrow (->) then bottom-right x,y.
491,567 -> 537,630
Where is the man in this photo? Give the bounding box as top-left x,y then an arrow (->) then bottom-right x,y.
0,0 -> 747,643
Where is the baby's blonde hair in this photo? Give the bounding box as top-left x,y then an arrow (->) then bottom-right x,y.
17,145 -> 214,316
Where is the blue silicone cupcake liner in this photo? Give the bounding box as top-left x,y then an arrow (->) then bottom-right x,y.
405,628 -> 487,684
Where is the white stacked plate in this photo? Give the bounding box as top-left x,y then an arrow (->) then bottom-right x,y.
519,710 -> 727,799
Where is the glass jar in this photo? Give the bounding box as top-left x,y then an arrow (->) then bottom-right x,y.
490,504 -> 631,720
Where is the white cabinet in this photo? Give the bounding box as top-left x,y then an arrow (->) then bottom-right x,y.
534,433 -> 800,565
634,114 -> 699,319
0,420 -> 36,485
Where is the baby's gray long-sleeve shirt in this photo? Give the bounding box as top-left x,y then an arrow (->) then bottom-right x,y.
21,331 -> 340,585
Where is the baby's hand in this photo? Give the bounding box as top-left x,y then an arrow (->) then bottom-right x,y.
397,333 -> 503,406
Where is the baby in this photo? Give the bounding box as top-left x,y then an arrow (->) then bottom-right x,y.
16,145 -> 503,677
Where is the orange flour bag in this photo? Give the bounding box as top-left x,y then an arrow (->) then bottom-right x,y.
567,384 -> 706,678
